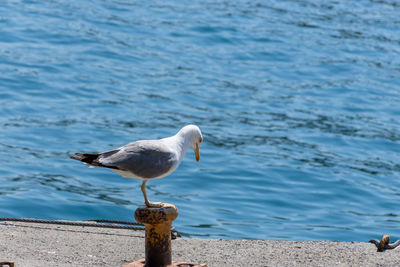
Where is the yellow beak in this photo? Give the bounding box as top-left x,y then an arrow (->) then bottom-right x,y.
194,143 -> 200,162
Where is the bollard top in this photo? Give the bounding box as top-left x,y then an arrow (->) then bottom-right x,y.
135,202 -> 178,225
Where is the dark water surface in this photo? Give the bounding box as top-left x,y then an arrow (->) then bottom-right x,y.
0,0 -> 400,240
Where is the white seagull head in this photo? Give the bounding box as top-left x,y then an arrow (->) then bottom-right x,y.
179,124 -> 203,162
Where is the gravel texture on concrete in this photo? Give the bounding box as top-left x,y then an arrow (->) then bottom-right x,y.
0,221 -> 399,266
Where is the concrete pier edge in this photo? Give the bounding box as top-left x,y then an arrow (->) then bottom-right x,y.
0,221 -> 399,266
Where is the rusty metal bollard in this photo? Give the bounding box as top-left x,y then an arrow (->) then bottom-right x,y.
125,202 -> 206,267
135,203 -> 178,266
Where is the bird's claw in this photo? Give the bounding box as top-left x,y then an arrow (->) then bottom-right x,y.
145,201 -> 164,208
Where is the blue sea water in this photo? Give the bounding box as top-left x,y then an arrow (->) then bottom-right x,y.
0,0 -> 400,241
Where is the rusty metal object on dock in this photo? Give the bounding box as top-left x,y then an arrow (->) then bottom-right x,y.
135,202 -> 178,267
0,262 -> 14,267
126,202 -> 206,267
369,234 -> 400,252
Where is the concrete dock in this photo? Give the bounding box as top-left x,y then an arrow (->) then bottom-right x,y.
0,221 -> 399,266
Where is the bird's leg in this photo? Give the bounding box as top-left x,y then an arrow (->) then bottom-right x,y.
140,180 -> 151,207
140,180 -> 162,208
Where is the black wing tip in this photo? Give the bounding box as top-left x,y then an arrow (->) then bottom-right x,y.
69,152 -> 122,170
70,153 -> 83,161
70,152 -> 99,164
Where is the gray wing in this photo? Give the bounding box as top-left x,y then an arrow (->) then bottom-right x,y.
99,140 -> 176,179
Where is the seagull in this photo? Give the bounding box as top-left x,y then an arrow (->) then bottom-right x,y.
70,125 -> 203,207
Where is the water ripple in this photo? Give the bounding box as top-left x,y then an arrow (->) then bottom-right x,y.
0,0 -> 399,241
